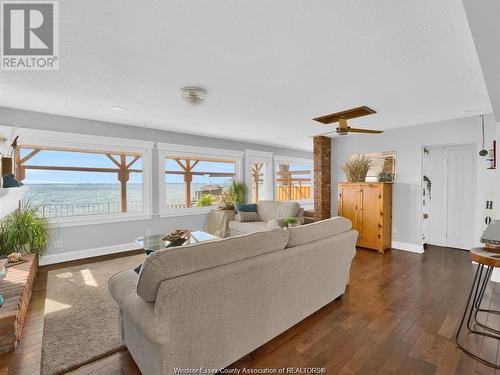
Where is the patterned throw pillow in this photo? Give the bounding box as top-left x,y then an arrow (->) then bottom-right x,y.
238,211 -> 260,222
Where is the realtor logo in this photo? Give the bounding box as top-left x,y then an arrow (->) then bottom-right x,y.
1,0 -> 58,70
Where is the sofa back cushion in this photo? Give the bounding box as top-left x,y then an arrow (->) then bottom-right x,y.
286,216 -> 352,248
257,201 -> 300,222
137,229 -> 290,302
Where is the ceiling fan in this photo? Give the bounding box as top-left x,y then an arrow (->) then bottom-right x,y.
312,106 -> 383,136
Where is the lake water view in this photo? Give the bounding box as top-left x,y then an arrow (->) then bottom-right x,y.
25,183 -> 218,217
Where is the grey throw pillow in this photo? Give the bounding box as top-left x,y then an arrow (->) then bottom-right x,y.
238,211 -> 260,222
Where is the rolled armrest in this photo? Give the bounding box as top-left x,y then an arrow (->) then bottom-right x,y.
108,270 -> 169,344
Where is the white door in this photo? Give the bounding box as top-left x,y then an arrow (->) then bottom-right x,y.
445,145 -> 476,250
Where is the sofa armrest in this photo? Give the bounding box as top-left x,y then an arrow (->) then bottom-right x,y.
108,270 -> 169,344
267,219 -> 282,229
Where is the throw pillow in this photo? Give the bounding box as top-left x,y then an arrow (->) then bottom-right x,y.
235,203 -> 257,212
238,211 -> 260,222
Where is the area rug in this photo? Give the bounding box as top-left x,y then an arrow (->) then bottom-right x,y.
41,253 -> 145,375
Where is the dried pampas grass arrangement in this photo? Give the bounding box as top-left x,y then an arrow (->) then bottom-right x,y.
342,155 -> 371,182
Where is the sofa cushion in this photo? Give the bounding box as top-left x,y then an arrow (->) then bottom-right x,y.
229,220 -> 269,233
235,203 -> 257,212
257,201 -> 300,222
137,229 -> 290,302
285,217 -> 352,248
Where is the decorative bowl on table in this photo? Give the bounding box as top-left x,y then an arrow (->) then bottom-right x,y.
162,229 -> 189,243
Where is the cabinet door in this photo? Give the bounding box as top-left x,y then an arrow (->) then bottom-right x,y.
338,185 -> 359,231
358,185 -> 381,249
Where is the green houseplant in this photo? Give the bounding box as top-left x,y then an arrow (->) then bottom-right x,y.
196,194 -> 215,207
0,196 -> 49,257
282,216 -> 298,228
219,179 -> 248,210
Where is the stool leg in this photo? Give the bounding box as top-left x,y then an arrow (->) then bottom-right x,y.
466,264 -> 485,332
456,263 -> 482,343
456,264 -> 500,369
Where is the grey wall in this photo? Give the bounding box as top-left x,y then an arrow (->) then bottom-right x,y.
0,107 -> 312,260
332,114 -> 497,248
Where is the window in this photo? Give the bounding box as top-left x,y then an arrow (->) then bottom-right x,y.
4,126 -> 154,225
164,158 -> 236,209
275,157 -> 312,202
15,147 -> 146,218
159,144 -> 243,215
245,150 -> 273,203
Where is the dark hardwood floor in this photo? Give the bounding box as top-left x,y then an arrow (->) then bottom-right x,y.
2,245 -> 497,375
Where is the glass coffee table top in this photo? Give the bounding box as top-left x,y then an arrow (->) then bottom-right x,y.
136,230 -> 218,253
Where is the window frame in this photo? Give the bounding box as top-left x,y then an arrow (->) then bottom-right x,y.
245,149 -> 274,202
157,143 -> 243,217
273,155 -> 314,206
2,126 -> 154,228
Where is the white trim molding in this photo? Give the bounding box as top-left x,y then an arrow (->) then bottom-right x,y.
392,241 -> 425,254
157,142 -> 244,159
39,242 -> 140,266
157,143 -> 243,216
0,125 -> 155,227
0,125 -> 155,151
245,149 -> 274,202
273,154 -> 314,205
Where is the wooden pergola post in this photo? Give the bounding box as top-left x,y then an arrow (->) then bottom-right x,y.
252,163 -> 263,203
118,155 -> 130,213
184,160 -> 192,208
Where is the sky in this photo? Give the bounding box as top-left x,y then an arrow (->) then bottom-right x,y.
21,148 -> 311,185
22,149 -> 238,185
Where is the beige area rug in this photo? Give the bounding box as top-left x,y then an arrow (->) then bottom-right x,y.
41,253 -> 145,375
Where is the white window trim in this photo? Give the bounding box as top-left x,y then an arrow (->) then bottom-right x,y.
273,154 -> 314,205
245,149 -> 274,202
157,143 -> 243,217
1,126 -> 155,226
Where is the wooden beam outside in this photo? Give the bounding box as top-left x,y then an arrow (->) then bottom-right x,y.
19,149 -> 41,164
23,165 -> 142,173
105,154 -> 122,168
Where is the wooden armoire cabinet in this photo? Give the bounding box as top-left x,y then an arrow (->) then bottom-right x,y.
337,182 -> 392,253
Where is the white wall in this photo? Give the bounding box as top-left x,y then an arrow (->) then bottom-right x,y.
331,114 -> 497,251
0,107 -> 312,264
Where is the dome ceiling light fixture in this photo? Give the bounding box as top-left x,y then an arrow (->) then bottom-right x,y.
180,87 -> 207,107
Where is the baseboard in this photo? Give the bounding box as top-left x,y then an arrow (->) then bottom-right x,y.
39,242 -> 140,266
391,241 -> 424,254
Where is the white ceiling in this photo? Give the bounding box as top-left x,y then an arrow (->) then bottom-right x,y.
0,0 -> 492,151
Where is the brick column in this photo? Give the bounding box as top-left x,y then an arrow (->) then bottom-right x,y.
313,136 -> 331,221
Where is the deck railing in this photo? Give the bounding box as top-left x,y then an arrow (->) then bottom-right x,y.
37,201 -> 144,218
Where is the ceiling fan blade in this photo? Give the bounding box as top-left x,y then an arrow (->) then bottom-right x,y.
313,106 -> 376,124
348,128 -> 383,134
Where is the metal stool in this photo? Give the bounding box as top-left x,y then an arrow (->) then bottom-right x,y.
455,247 -> 500,369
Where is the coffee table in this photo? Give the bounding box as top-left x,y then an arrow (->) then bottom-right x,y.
136,230 -> 218,254
134,230 -> 218,274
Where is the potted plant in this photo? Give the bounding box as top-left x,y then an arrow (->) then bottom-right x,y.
342,155 -> 371,182
196,194 -> 214,207
218,179 -> 247,210
0,196 -> 48,259
282,216 -> 299,228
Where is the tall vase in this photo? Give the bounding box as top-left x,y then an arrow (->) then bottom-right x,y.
1,157 -> 13,176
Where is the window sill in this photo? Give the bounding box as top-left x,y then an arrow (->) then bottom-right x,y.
45,212 -> 154,228
159,207 -> 213,218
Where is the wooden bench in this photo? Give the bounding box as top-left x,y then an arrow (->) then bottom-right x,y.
0,255 -> 37,353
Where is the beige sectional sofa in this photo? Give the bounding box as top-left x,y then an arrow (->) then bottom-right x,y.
108,217 -> 357,375
228,200 -> 305,236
